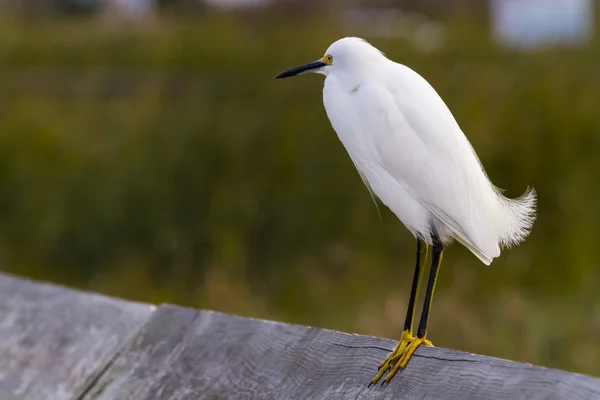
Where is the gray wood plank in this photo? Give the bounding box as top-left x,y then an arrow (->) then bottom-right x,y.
84,305 -> 600,400
0,273 -> 154,400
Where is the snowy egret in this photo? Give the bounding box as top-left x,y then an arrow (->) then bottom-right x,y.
275,37 -> 536,384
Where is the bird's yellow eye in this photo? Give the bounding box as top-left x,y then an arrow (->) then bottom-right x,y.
321,54 -> 333,66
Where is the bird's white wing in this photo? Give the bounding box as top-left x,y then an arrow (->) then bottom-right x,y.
354,64 -> 504,261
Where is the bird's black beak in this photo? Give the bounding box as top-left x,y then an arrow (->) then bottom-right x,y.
275,60 -> 327,79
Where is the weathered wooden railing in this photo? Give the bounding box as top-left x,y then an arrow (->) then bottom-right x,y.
1,272 -> 599,399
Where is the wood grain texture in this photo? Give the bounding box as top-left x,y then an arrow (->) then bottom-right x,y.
0,273 -> 154,400
85,305 -> 600,400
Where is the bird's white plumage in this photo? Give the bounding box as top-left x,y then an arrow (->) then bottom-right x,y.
320,37 -> 536,265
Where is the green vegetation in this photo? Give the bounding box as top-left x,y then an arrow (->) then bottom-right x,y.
1,13 -> 600,376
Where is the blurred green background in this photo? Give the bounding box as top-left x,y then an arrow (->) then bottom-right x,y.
1,0 -> 600,377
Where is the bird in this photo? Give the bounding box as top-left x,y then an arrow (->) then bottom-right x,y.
275,37 -> 536,385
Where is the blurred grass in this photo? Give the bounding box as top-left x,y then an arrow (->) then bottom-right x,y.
0,12 -> 600,376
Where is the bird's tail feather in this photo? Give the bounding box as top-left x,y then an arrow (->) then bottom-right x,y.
495,186 -> 537,248
425,186 -> 536,265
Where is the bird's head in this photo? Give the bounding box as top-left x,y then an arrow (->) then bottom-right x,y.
275,37 -> 385,80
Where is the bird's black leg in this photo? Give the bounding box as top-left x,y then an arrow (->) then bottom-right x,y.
404,238 -> 427,335
380,232 -> 443,384
416,234 -> 443,339
371,238 -> 427,386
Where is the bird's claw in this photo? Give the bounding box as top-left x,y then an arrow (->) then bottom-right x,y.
386,337 -> 433,382
370,329 -> 414,385
370,333 -> 433,385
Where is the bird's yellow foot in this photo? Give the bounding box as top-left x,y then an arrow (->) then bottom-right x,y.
371,335 -> 433,385
389,336 -> 433,382
370,329 -> 413,385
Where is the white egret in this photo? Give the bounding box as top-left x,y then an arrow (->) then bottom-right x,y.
275,37 -> 536,385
